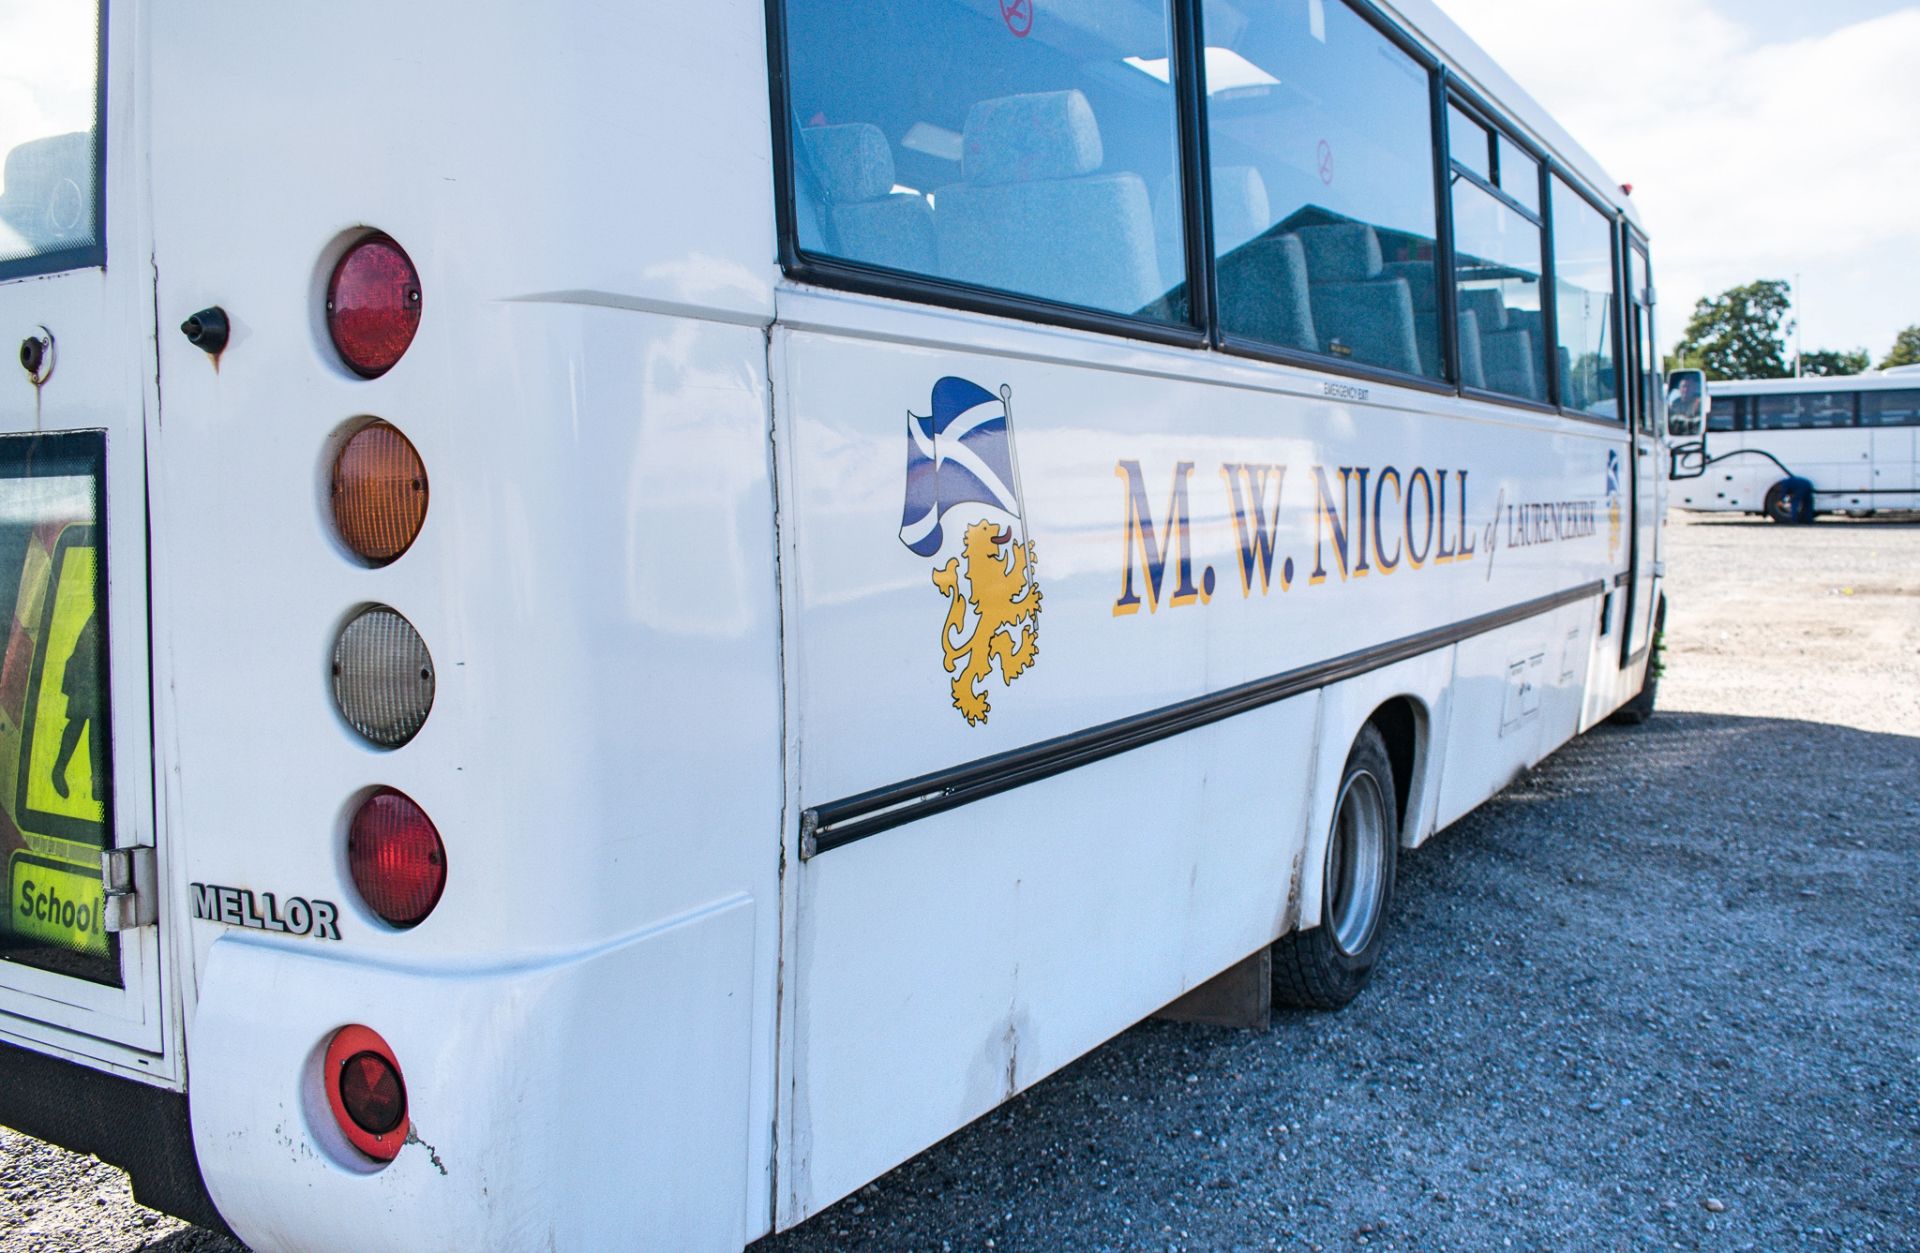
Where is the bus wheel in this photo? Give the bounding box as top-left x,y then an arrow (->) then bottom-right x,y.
1610,597 -> 1665,726
1763,480 -> 1814,524
1274,723 -> 1398,1010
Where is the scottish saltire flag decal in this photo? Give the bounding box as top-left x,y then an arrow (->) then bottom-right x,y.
900,377 -> 1022,557
898,377 -> 1042,727
1605,449 -> 1623,562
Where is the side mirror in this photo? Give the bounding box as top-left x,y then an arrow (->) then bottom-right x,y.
1665,367 -> 1709,438
1670,440 -> 1707,480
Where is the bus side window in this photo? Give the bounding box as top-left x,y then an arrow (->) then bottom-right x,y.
1549,177 -> 1620,421
779,0 -> 1191,326
1862,389 -> 1920,427
1200,0 -> 1446,382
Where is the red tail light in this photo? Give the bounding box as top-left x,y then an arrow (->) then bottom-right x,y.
326,234 -> 422,378
348,788 -> 447,928
325,1025 -> 409,1162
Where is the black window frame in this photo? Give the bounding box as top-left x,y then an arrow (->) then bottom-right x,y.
0,1 -> 109,284
1543,170 -> 1626,426
1200,0 -> 1456,398
1440,80 -> 1560,417
762,0 -> 1210,350
763,0 -> 1647,418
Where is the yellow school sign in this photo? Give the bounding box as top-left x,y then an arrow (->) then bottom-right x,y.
1,522 -> 110,959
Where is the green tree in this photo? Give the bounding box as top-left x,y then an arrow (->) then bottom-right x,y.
1668,280 -> 1794,381
1798,348 -> 1870,377
1881,325 -> 1920,370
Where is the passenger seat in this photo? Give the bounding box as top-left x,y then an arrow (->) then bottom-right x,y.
798,123 -> 936,274
0,131 -> 93,249
1462,289 -> 1541,401
1295,223 -> 1422,376
937,90 -> 1163,314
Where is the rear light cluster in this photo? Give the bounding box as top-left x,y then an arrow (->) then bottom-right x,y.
324,1025 -> 409,1162
326,234 -> 422,379
331,421 -> 428,565
331,606 -> 435,748
319,233 -> 440,1165
348,789 -> 446,928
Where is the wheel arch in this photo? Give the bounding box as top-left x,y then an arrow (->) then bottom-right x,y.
1368,695 -> 1424,847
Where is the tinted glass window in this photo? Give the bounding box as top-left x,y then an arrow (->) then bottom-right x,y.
1627,247 -> 1658,434
1202,0 -> 1443,380
1496,135 -> 1539,214
1861,389 -> 1920,427
1448,105 -> 1490,182
0,4 -> 101,271
1706,395 -> 1736,432
1550,178 -> 1618,420
1453,178 -> 1546,402
1750,392 -> 1855,430
783,0 -> 1189,324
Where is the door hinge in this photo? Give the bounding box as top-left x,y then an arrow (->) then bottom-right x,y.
101,846 -> 158,931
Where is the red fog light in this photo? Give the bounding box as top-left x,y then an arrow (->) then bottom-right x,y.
324,1025 -> 409,1162
326,234 -> 422,378
348,788 -> 447,928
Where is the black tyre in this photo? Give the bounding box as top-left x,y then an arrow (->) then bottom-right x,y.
1610,597 -> 1665,726
1273,723 -> 1398,1010
1763,480 -> 1814,525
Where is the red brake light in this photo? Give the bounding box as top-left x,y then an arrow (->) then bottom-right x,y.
348,788 -> 447,928
326,234 -> 422,378
324,1025 -> 409,1162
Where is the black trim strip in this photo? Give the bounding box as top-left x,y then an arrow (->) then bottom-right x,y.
803,580 -> 1605,857
1812,486 -> 1917,497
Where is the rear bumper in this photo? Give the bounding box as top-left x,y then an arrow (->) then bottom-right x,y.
188,893 -> 758,1251
0,1039 -> 229,1234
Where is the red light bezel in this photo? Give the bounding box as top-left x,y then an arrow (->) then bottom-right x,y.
325,234 -> 422,379
347,788 -> 448,929
324,1024 -> 409,1162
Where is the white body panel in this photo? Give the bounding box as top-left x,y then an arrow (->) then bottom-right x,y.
770,293 -> 1635,1220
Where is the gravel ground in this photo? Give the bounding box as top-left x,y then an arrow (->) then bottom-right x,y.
5,511 -> 1918,1251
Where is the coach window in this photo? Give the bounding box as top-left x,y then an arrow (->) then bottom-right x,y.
780,0 -> 1190,326
1751,392 -> 1854,430
1200,0 -> 1445,381
0,3 -> 103,277
1860,390 -> 1920,427
1707,396 -> 1737,433
1448,103 -> 1548,404
1549,178 -> 1620,421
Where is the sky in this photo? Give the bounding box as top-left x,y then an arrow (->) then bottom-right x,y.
1436,0 -> 1920,363
0,6 -> 94,159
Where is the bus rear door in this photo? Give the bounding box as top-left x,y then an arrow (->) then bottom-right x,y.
0,5 -> 168,1060
1621,234 -> 1662,665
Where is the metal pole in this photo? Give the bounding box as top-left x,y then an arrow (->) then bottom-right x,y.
1794,272 -> 1803,377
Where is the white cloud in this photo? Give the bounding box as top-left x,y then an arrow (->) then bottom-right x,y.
1437,0 -> 1920,362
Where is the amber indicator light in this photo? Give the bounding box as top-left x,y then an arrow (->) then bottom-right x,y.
332,421 -> 428,564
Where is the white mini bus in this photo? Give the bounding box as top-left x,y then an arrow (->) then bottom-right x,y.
1675,371 -> 1920,522
0,2 -> 1678,1248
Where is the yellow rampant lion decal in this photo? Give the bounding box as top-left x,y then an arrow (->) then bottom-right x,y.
932,519 -> 1042,726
